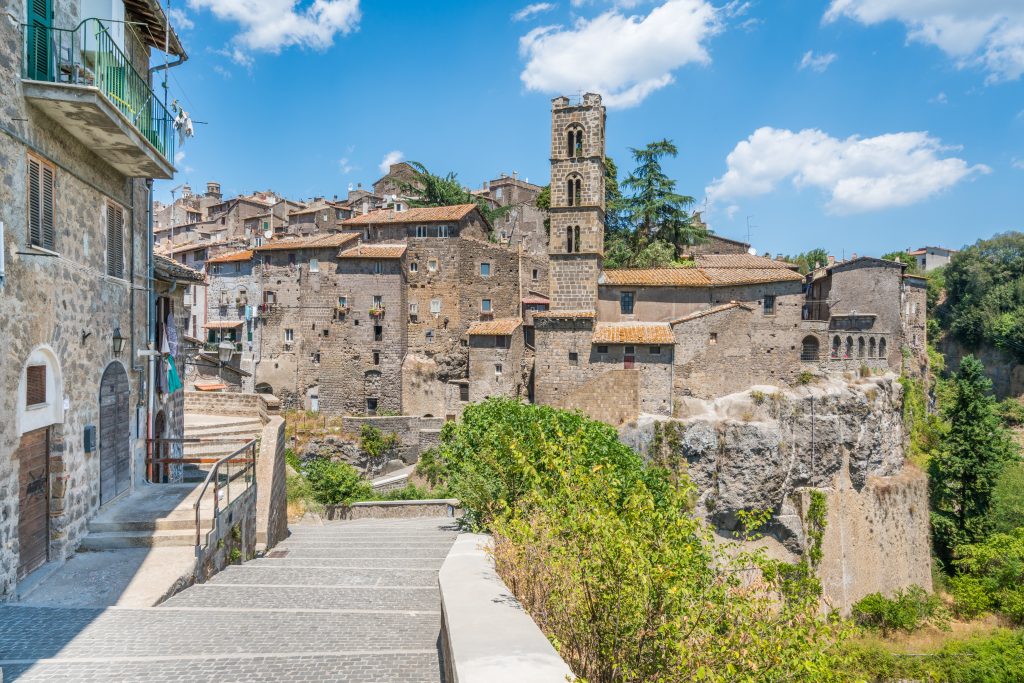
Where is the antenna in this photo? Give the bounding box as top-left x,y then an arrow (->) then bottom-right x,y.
745,215 -> 757,244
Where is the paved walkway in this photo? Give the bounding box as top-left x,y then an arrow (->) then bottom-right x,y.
0,517 -> 459,682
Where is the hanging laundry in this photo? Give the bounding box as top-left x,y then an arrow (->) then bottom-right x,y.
173,103 -> 195,147
165,311 -> 179,357
167,356 -> 183,394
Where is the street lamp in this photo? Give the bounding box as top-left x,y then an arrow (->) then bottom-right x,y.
112,327 -> 127,355
217,340 -> 235,363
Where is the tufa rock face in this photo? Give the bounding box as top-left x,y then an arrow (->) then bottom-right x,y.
620,374 -> 932,612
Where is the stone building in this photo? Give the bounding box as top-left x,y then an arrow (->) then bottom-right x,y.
373,162 -> 422,199
195,249 -> 261,392
0,0 -> 188,597
476,174 -> 549,257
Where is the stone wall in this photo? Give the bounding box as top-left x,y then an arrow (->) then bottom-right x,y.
339,415 -> 438,464
533,316 -> 595,406
548,254 -> 601,310
255,416 -> 288,549
557,369 -> 640,426
468,329 -> 527,402
196,485 -> 258,582
184,391 -> 277,421
620,375 -> 932,612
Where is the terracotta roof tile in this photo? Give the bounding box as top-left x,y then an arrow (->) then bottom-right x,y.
205,249 -> 253,264
702,268 -> 805,286
592,322 -> 673,345
600,268 -> 710,287
203,320 -> 244,329
253,232 -> 359,252
467,318 -> 522,336
695,253 -> 798,269
533,309 -> 596,319
337,243 -> 407,259
671,302 -> 753,325
153,253 -> 206,284
343,204 -> 479,225
521,295 -> 550,305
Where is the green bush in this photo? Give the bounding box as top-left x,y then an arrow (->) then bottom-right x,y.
301,457 -> 373,506
952,527 -> 1024,624
989,462 -> 1024,534
949,575 -> 994,619
843,629 -> 1024,682
372,483 -> 442,502
851,585 -> 945,635
997,398 -> 1024,427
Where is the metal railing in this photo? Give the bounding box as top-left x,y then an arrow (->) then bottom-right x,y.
191,439 -> 257,549
22,18 -> 176,162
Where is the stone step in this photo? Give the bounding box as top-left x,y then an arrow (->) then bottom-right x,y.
87,516 -> 214,533
249,556 -> 447,570
207,566 -> 439,587
0,605 -> 443,660
160,584 -> 443,611
280,547 -> 452,559
78,529 -> 199,550
184,420 -> 262,436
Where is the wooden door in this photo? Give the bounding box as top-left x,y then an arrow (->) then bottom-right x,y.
100,363 -> 131,505
18,428 -> 49,579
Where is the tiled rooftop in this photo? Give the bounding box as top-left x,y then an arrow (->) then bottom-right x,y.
205,250 -> 253,264
671,302 -> 753,324
337,243 -> 407,259
532,309 -> 596,319
343,204 -> 478,225
467,318 -> 522,336
253,232 -> 359,252
600,268 -> 710,287
592,322 -> 673,344
694,253 -> 798,270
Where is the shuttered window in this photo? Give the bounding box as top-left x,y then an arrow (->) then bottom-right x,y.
106,200 -> 125,278
26,365 -> 46,407
27,154 -> 56,251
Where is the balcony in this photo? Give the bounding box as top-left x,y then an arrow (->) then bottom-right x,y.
21,19 -> 175,179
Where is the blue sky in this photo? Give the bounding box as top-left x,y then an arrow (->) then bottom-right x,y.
156,0 -> 1024,257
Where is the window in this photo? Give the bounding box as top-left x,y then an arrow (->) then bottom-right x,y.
338,296 -> 347,308
322,329 -> 329,338
831,336 -> 841,359
430,298 -> 441,314
481,299 -> 492,313
312,352 -> 321,363
263,254 -> 271,265
494,187 -> 503,200
26,365 -> 46,407
428,259 -> 438,272
374,325 -> 383,342
438,224 -> 450,238
285,328 -> 294,342
106,200 -> 124,278
495,363 -> 503,377
372,295 -> 383,308
879,338 -> 887,358
532,268 -> 539,281
27,154 -> 56,251
566,127 -> 583,157
415,225 -> 427,238
763,295 -> 776,316
372,351 -> 381,365
495,335 -> 508,349
288,253 -> 296,266
869,338 -> 877,358
569,351 -> 578,365
374,260 -> 383,274
459,384 -> 469,401
709,333 -> 718,345
650,346 -> 661,355
234,262 -> 242,273
265,291 -> 277,304
858,337 -> 865,358
845,336 -> 854,359
426,329 -> 435,342
309,258 -> 319,273
620,291 -> 635,315
800,336 -> 820,361
597,345 -> 608,354
366,398 -> 378,414
480,262 -> 491,277
409,302 -> 419,317
567,176 -> 582,207
410,262 -> 418,273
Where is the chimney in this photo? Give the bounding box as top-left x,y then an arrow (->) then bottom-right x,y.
512,171 -> 518,181
851,252 -> 858,260
827,255 -> 836,266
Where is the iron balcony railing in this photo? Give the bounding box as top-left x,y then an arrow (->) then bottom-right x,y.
22,18 -> 175,163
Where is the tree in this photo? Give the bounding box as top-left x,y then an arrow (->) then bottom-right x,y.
395,161 -> 509,230
881,250 -> 921,274
621,139 -> 705,258
930,355 -> 1018,565
785,248 -> 830,275
359,424 -> 399,476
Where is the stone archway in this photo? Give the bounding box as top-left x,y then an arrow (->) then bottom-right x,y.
99,362 -> 131,505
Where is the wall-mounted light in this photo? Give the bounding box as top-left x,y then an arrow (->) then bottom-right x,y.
217,341 -> 234,363
112,327 -> 127,355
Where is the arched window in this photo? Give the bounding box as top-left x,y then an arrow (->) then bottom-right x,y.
878,337 -> 887,358
566,126 -> 584,157
858,336 -> 865,358
573,226 -> 581,252
566,174 -> 582,207
845,336 -> 854,359
801,336 -> 820,362
566,227 -> 574,253
869,338 -> 876,358
831,335 -> 841,359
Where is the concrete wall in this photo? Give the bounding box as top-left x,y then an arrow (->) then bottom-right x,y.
255,416 -> 288,549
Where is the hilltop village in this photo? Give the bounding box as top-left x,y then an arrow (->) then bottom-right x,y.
165,94 -> 928,424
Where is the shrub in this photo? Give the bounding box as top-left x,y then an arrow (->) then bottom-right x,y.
750,389 -> 766,404
948,575 -> 993,619
359,424 -> 399,474
988,462 -> 1024,534
951,527 -> 1024,624
851,585 -> 945,635
797,370 -> 815,385
997,398 -> 1024,427
842,629 -> 1024,682
301,457 -> 373,506
373,483 -> 442,502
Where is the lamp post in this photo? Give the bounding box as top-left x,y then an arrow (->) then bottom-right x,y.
112,327 -> 127,355
217,340 -> 234,363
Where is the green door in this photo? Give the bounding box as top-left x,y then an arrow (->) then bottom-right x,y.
26,0 -> 53,81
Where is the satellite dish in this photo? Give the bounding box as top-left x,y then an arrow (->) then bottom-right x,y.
264,228 -> 273,240
747,247 -> 757,255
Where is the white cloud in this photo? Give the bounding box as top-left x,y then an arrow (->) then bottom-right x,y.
187,0 -> 361,63
338,157 -> 354,174
930,91 -> 948,104
824,0 -> 1024,83
1013,158 -> 1024,170
799,50 -> 837,72
169,8 -> 194,30
378,150 -> 404,174
213,64 -> 232,78
514,3 -> 555,21
706,127 -> 990,214
724,204 -> 740,220
518,0 -> 721,108
174,150 -> 194,174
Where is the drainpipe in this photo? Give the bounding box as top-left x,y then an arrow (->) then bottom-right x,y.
146,178 -> 157,482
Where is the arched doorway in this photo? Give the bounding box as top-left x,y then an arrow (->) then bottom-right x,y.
800,336 -> 820,362
99,362 -> 131,505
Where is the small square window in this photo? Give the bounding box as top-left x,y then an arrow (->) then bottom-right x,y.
480,262 -> 491,277
373,295 -> 383,308
410,262 -> 418,273
430,299 -> 442,314
495,363 -> 503,377
569,351 -> 578,365
481,299 -> 492,313
373,351 -> 381,365
532,268 -> 539,281
426,329 -> 435,342
374,260 -> 383,274
288,253 -> 296,266
709,333 -> 718,345
459,384 -> 469,401
620,291 -> 635,315
285,328 -> 294,342
409,302 -> 419,316
26,365 -> 46,407
338,296 -> 347,307
763,295 -> 776,316
366,398 -> 378,414
495,335 -> 508,348
322,329 -> 329,337
312,352 -> 321,363
374,325 -> 383,342
624,346 -> 635,355
428,259 -> 438,272
597,345 -> 608,354
650,346 -> 661,355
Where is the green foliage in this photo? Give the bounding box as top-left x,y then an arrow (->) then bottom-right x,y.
926,265 -> 946,316
881,250 -> 921,273
998,398 -> 1024,426
989,462 -> 1024,534
940,232 -> 1024,356
301,457 -> 374,506
851,586 -> 946,636
796,370 -> 816,385
432,399 -> 849,682
228,547 -> 242,564
899,374 -> 946,469
285,448 -> 300,471
395,161 -> 509,230
842,629 -> 1024,682
373,483 -> 442,501
784,248 -> 830,275
951,527 -> 1024,624
286,473 -> 312,504
930,356 -> 1018,565
806,490 -> 828,568
359,424 -> 399,475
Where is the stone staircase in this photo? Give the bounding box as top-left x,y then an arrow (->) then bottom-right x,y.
180,413 -> 263,483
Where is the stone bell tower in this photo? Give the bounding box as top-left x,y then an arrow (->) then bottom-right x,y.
548,93 -> 605,311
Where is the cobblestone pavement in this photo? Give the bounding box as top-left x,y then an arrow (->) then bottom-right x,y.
0,517 -> 459,682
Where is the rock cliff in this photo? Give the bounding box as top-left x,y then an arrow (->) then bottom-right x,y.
620,374 -> 933,612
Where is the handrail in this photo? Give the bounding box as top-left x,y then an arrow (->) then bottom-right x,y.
193,438 -> 257,548
21,18 -> 175,161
